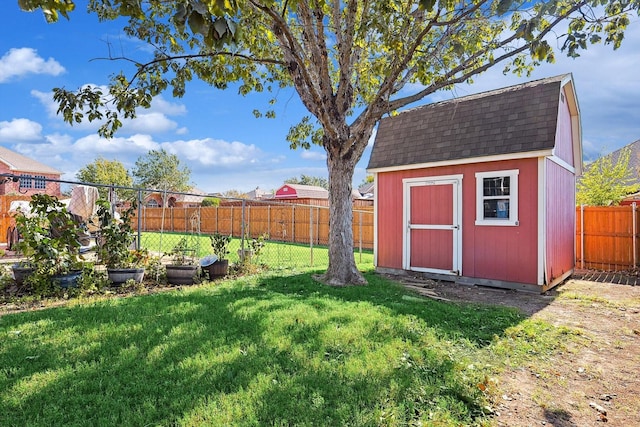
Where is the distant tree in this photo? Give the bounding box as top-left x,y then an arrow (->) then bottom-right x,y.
285,175 -> 328,190
76,157 -> 133,200
201,197 -> 220,207
222,189 -> 249,199
131,149 -> 191,206
577,147 -> 638,206
359,175 -> 374,187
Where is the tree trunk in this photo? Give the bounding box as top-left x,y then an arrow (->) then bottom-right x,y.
319,149 -> 367,286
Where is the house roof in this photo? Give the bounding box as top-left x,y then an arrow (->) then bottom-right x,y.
0,145 -> 62,175
358,181 -> 374,196
245,186 -> 274,200
591,139 -> 640,187
367,74 -> 578,171
275,184 -> 329,199
144,187 -> 206,204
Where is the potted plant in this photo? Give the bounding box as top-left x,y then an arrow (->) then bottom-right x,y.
96,199 -> 146,285
203,233 -> 231,279
13,194 -> 85,288
165,237 -> 199,285
238,232 -> 268,264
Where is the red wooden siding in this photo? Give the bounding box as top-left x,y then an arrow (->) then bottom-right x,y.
545,156 -> 576,283
553,86 -> 575,166
376,171 -> 405,268
275,185 -> 297,198
376,158 -> 539,285
376,158 -> 538,284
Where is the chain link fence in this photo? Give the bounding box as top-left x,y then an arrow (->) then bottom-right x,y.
0,174 -> 374,270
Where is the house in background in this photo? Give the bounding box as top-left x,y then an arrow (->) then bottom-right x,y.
367,74 -> 582,293
245,186 -> 274,200
274,183 -> 373,208
275,183 -> 330,206
144,187 -> 206,208
0,146 -> 62,197
582,138 -> 640,206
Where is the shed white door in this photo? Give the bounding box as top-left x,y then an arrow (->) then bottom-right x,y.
403,176 -> 462,275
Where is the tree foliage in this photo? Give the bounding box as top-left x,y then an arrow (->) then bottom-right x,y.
18,0 -> 639,285
201,197 -> 220,207
222,189 -> 249,199
76,156 -> 133,200
577,147 -> 639,206
285,174 -> 329,190
131,149 -> 191,194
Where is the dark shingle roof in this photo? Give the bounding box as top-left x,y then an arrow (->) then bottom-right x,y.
367,75 -> 570,170
587,138 -> 640,187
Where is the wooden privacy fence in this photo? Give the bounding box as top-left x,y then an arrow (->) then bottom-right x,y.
0,195 -> 34,245
576,204 -> 640,271
134,204 -> 375,251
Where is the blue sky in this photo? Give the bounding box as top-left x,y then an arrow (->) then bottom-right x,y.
1,6 -> 639,194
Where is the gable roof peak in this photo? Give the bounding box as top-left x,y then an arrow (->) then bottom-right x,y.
368,74 -> 578,172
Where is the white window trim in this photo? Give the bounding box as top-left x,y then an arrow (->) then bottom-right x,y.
475,169 -> 519,226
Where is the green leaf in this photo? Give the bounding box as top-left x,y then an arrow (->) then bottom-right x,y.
188,11 -> 208,37
213,18 -> 229,38
418,0 -> 437,12
496,0 -> 513,16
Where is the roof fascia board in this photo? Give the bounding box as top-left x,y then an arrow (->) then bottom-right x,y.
559,75 -> 583,176
367,149 -> 553,173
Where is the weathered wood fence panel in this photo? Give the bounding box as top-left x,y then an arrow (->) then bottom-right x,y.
576,205 -> 640,271
131,203 -> 374,250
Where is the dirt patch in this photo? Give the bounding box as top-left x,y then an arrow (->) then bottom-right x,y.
390,273 -> 640,427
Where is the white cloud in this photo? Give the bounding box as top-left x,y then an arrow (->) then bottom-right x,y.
126,112 -> 179,134
0,118 -> 43,142
151,97 -> 188,116
0,48 -> 65,83
74,133 -> 158,156
300,150 -> 326,161
32,88 -> 184,134
164,138 -> 267,169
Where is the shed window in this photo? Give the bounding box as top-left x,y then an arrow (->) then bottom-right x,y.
475,169 -> 519,226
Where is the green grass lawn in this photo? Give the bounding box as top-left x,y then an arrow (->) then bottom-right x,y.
140,231 -> 374,269
0,269 -> 576,426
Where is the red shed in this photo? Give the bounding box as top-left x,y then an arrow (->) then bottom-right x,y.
367,74 -> 582,292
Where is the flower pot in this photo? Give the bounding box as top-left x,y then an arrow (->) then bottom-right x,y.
206,259 -> 229,279
237,249 -> 254,261
12,264 -> 34,285
165,264 -> 198,285
52,270 -> 82,289
107,268 -> 145,285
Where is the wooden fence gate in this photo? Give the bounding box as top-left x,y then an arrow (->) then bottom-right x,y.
576,204 -> 640,271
